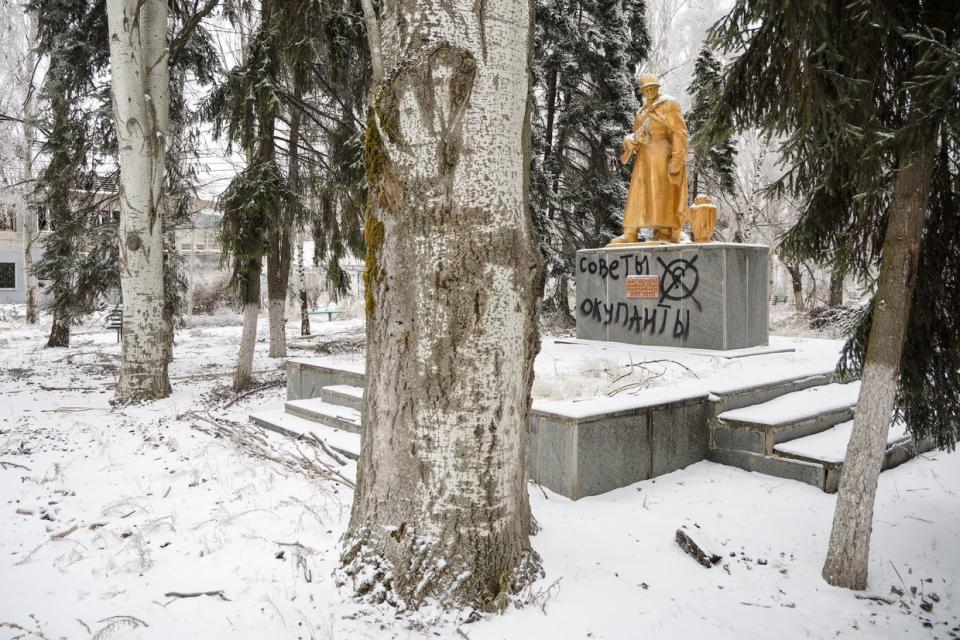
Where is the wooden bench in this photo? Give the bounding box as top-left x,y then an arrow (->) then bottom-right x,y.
105,307 -> 123,342
309,308 -> 342,322
771,295 -> 789,305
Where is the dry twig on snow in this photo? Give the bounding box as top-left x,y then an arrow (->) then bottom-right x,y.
183,411 -> 355,489
223,378 -> 286,408
164,590 -> 230,601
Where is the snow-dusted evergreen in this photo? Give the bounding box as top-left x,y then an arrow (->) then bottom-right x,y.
686,45 -> 736,198
531,0 -> 649,316
708,0 -> 960,589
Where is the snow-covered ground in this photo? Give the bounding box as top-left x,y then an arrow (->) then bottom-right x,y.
1,312 -> 958,639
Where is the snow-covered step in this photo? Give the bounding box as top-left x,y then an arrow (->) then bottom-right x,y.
707,448 -> 831,491
713,382 -> 861,454
320,385 -> 363,412
249,405 -> 361,459
772,419 -> 933,492
774,419 -> 907,464
284,398 -> 362,434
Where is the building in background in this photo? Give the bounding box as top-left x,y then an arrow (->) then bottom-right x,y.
0,173 -> 225,306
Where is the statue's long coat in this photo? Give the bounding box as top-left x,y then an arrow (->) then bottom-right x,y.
622,95 -> 689,231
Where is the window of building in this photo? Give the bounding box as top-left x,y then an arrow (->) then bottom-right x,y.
0,209 -> 16,232
0,263 -> 15,289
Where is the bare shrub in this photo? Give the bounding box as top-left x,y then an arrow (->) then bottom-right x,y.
190,273 -> 237,315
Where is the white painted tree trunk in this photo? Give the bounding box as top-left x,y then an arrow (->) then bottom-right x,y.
341,0 -> 542,611
821,133 -> 936,590
234,264 -> 262,390
21,12 -> 39,325
106,0 -> 172,401
234,300 -> 260,390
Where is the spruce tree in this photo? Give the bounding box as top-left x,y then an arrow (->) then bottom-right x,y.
532,0 -> 649,319
686,45 -> 735,198
207,0 -> 307,386
706,0 -> 960,589
30,0 -> 114,348
308,3 -> 368,300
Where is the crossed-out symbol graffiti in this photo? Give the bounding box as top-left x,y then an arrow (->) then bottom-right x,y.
657,255 -> 702,312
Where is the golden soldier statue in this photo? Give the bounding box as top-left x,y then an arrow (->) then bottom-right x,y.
609,73 -> 689,245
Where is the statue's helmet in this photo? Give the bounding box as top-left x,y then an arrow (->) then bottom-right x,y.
637,73 -> 661,89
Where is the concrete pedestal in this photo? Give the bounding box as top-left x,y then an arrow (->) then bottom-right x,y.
575,243 -> 769,350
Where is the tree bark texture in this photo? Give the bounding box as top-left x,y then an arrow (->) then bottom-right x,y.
786,264 -> 805,312
829,270 -> 844,308
47,317 -> 70,348
297,230 -> 310,336
107,0 -> 172,401
821,133 -> 937,590
233,261 -> 262,391
266,228 -> 290,357
341,0 -> 543,611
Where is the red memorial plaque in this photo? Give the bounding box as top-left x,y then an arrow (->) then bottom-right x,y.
625,275 -> 660,299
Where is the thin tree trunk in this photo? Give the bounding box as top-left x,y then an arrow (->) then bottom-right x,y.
107,0 -> 172,401
22,12 -> 39,325
265,229 -> 289,357
786,263 -> 804,312
291,76 -> 307,339
297,230 -> 310,336
44,65 -> 72,349
234,259 -> 262,390
543,67 -> 558,164
341,0 -> 542,610
47,318 -> 70,347
829,269 -> 844,307
551,274 -> 574,326
161,219 -> 177,367
821,131 -> 936,590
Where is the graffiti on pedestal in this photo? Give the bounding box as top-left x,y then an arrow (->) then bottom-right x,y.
577,252 -> 702,340
656,255 -> 701,312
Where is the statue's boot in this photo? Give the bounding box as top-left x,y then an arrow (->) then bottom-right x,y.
653,228 -> 680,243
607,227 -> 639,246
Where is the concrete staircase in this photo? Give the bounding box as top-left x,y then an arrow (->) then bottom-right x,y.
253,358 -> 934,497
250,384 -> 364,459
707,380 -> 932,492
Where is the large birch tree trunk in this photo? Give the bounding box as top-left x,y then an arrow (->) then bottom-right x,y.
821,131 -> 936,590
106,0 -> 172,401
340,0 -> 543,611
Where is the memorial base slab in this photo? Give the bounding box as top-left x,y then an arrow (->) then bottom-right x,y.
575,243 -> 769,350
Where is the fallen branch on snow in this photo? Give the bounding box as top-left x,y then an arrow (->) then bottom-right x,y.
92,615 -> 148,639
50,524 -> 78,540
183,411 -> 355,489
164,590 -> 231,601
854,594 -> 897,605
675,525 -> 722,568
223,378 -> 286,408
